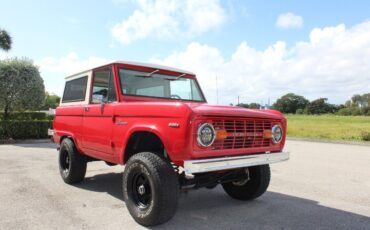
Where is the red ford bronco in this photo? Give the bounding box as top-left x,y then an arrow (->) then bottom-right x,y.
52,61 -> 289,226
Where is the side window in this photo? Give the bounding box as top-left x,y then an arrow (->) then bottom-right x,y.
91,69 -> 116,104
62,76 -> 88,103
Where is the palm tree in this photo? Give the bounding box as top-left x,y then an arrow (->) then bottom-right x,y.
0,28 -> 12,51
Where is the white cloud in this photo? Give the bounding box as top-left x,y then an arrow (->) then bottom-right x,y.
151,21 -> 370,105
37,21 -> 370,104
276,12 -> 303,29
37,52 -> 110,75
112,0 -> 226,44
184,0 -> 226,34
36,52 -> 110,95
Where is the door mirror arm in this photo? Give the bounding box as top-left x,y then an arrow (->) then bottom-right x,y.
100,97 -> 107,113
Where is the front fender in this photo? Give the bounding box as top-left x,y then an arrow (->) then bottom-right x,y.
117,124 -> 171,164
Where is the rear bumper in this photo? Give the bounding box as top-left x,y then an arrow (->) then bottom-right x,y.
48,129 -> 55,143
48,129 -> 54,136
183,151 -> 289,174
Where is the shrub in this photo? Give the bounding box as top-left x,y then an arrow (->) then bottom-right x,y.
0,123 -> 4,139
295,108 -> 304,114
360,131 -> 370,141
46,114 -> 55,120
351,107 -> 363,116
337,108 -> 352,116
0,112 -> 48,120
0,120 -> 52,139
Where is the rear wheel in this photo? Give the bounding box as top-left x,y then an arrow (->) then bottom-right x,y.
123,152 -> 179,226
59,138 -> 87,184
222,165 -> 270,200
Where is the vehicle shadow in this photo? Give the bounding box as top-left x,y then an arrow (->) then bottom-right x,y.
75,172 -> 370,230
75,172 -> 124,202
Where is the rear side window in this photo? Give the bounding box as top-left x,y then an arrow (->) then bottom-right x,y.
62,76 -> 88,102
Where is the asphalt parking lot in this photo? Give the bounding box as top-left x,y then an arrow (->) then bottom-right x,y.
0,140 -> 369,230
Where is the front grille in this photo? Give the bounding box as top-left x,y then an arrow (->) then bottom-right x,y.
211,119 -> 272,149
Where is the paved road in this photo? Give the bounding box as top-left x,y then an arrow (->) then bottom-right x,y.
0,140 -> 369,230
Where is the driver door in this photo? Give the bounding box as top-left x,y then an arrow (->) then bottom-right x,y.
81,67 -> 117,159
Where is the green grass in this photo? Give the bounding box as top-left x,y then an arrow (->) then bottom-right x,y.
286,115 -> 370,142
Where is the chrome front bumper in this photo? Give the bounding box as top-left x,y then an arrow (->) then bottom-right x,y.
183,151 -> 289,174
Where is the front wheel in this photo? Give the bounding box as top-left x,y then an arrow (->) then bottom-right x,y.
222,165 -> 270,200
123,152 -> 179,226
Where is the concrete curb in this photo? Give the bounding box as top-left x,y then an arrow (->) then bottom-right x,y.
287,137 -> 370,146
0,139 -> 52,145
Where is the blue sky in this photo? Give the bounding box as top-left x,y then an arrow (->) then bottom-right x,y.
1,0 -> 370,105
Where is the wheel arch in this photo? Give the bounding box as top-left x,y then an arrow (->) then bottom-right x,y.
59,133 -> 82,153
121,129 -> 171,164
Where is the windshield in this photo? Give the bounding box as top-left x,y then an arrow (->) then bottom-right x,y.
119,69 -> 205,102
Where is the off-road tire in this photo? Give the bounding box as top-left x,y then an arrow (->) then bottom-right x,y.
222,165 -> 270,200
59,138 -> 87,184
123,152 -> 179,226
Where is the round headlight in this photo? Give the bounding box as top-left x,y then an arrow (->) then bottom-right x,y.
197,123 -> 216,147
272,125 -> 283,144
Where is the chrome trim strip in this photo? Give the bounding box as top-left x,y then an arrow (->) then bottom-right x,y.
184,151 -> 289,174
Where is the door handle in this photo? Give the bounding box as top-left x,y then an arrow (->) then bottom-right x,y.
84,106 -> 89,112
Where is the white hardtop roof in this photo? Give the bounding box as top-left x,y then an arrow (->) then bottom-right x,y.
65,60 -> 195,79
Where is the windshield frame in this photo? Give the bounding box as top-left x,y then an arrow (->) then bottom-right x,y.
117,67 -> 207,102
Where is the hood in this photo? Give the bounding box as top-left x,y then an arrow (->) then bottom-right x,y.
186,103 -> 283,120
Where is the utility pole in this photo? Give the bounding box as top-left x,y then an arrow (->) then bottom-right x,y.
216,75 -> 219,104
237,96 -> 240,105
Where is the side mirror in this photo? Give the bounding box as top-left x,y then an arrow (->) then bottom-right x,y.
100,96 -> 107,105
92,94 -> 106,104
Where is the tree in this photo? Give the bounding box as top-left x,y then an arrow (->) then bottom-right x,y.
342,93 -> 370,115
0,28 -> 12,51
237,103 -> 261,109
272,93 -> 309,113
0,58 -> 45,119
350,93 -> 370,108
42,92 -> 60,110
305,98 -> 335,114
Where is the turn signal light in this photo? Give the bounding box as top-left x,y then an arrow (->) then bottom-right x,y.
263,130 -> 272,138
216,130 -> 228,139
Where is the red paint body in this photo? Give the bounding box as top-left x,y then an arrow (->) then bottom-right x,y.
53,63 -> 286,167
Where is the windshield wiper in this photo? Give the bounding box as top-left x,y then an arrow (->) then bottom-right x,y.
135,69 -> 159,78
166,73 -> 186,81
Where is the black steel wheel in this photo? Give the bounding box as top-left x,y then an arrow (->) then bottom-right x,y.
59,148 -> 70,176
130,171 -> 152,209
222,165 -> 270,200
58,138 -> 87,184
123,152 -> 179,226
